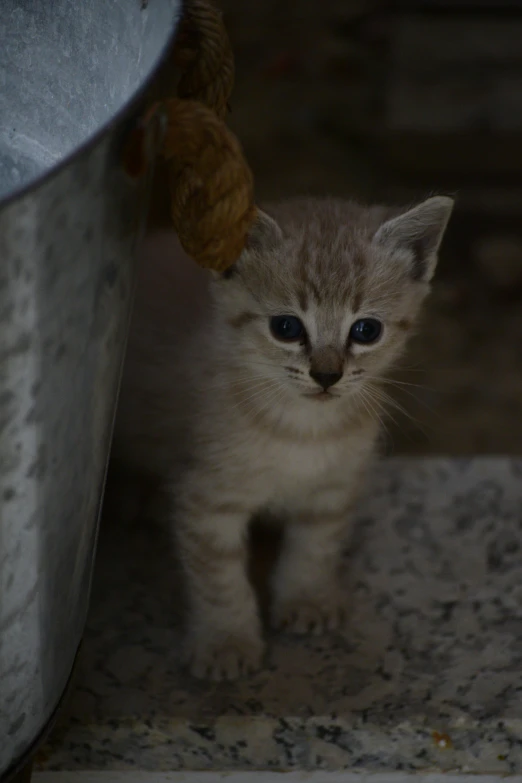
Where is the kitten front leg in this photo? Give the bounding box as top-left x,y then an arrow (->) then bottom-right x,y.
175,489 -> 263,681
271,504 -> 350,636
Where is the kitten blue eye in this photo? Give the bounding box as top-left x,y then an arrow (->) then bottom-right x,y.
350,318 -> 382,344
270,315 -> 305,342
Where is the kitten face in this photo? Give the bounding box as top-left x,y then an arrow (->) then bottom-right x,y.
211,196 -> 453,416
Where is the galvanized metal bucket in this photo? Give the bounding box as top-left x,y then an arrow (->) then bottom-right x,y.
0,2 -> 180,778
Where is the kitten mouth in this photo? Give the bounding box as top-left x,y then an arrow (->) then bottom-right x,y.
304,390 -> 338,401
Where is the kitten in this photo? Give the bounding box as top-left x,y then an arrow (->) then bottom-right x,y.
112,195 -> 454,681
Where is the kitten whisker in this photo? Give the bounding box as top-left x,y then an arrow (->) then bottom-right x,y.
230,380 -> 283,410
362,376 -> 442,421
381,385 -> 441,417
353,398 -> 365,429
249,384 -> 288,428
362,394 -> 389,438
369,375 -> 431,391
210,374 -> 280,390
239,360 -> 286,370
365,387 -> 400,430
366,383 -> 432,439
366,385 -> 411,418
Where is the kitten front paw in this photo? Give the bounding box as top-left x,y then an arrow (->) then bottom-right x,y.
272,592 -> 347,636
184,629 -> 264,682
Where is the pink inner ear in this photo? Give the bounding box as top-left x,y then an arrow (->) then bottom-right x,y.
372,197 -> 453,283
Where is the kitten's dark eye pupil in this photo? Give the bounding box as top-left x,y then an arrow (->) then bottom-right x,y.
350,318 -> 382,344
270,315 -> 304,342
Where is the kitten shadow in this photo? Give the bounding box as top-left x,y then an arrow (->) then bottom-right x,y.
97,467 -> 284,640
98,468 -> 283,633
248,515 -> 284,626
93,467 -> 186,629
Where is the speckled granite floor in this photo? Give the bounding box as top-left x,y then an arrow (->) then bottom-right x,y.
31,773 -> 522,782
38,458 -> 522,775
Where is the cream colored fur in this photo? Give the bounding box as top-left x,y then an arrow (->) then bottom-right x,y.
112,196 -> 454,681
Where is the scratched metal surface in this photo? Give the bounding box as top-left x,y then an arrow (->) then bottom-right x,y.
0,0 -> 180,777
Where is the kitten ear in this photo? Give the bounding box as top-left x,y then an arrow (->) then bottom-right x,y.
218,210 -> 283,280
373,196 -> 454,282
244,209 -> 283,254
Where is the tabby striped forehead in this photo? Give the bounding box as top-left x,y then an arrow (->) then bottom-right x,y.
234,196 -> 427,322
293,231 -> 368,314
239,225 -> 405,321
289,223 -> 406,319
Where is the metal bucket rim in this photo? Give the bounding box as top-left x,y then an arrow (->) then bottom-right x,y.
0,3 -> 181,211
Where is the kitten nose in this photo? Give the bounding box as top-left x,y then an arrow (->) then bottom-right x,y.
309,370 -> 343,390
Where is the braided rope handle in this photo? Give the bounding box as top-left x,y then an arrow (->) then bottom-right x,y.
153,0 -> 257,271
174,0 -> 234,119
162,98 -> 256,271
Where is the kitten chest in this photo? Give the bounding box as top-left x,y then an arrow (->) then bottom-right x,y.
254,433 -> 370,508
